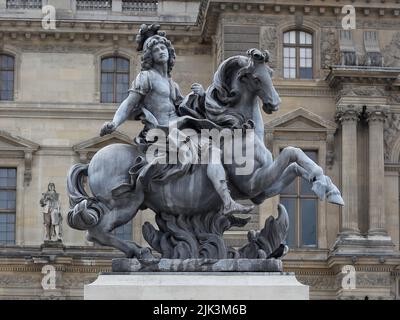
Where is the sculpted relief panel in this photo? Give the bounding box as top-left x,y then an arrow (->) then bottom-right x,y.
321,28 -> 340,69
382,32 -> 400,67
260,26 -> 278,70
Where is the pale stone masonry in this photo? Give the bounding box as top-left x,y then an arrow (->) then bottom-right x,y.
0,0 -> 400,299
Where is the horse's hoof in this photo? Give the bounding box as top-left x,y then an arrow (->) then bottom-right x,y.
311,179 -> 327,201
139,247 -> 154,260
327,192 -> 345,206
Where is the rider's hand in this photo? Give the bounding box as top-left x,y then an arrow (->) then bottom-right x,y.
191,83 -> 205,97
100,121 -> 116,137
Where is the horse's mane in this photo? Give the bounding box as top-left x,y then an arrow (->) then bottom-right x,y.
205,55 -> 249,128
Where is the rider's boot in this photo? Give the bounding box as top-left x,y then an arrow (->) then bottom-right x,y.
217,179 -> 254,215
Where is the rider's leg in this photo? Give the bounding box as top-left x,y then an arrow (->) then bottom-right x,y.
207,146 -> 254,215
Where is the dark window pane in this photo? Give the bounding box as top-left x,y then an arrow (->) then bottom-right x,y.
101,57 -> 130,103
116,58 -> 129,72
301,199 -> 317,246
280,198 -> 296,247
0,213 -> 15,245
7,169 -> 16,178
299,68 -> 313,79
101,58 -> 114,72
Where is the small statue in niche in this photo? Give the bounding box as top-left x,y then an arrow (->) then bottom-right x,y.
40,182 -> 63,242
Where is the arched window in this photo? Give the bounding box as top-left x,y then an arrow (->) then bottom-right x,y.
0,54 -> 15,101
280,150 -> 318,247
100,56 -> 130,103
283,30 -> 313,79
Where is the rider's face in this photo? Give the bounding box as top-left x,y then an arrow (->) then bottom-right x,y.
151,43 -> 169,64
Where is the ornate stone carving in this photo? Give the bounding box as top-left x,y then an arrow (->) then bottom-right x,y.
384,112 -> 400,161
296,275 -> 337,290
338,86 -> 386,97
365,105 -> 389,123
335,105 -> 362,123
382,32 -> 400,67
321,28 -> 340,69
260,26 -> 277,69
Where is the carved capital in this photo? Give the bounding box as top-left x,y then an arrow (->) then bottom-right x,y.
335,105 -> 362,123
366,105 -> 389,123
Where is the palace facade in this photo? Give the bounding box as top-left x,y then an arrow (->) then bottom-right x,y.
0,0 -> 400,299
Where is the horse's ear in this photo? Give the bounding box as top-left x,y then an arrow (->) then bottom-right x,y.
246,48 -> 255,57
247,48 -> 265,63
263,50 -> 270,63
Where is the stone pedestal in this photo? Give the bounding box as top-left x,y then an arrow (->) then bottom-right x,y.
84,272 -> 309,300
84,258 -> 308,300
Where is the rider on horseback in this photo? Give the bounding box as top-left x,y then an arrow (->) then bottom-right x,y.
100,24 -> 254,216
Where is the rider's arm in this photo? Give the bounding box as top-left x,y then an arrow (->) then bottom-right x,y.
100,71 -> 150,136
112,92 -> 142,127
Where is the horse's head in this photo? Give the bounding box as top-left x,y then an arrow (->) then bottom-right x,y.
238,48 -> 281,114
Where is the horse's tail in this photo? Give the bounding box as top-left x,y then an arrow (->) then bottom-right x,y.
67,164 -> 103,230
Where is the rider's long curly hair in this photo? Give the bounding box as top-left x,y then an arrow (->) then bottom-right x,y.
141,35 -> 176,77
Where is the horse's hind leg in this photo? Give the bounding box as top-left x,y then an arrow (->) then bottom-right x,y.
87,226 -> 152,259
87,190 -> 153,259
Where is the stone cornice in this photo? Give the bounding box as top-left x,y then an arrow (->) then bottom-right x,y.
326,66 -> 400,88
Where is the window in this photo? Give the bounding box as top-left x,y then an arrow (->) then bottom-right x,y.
0,54 -> 15,101
114,220 -> 133,241
283,30 -> 313,79
100,56 -> 130,103
280,151 -> 318,247
0,168 -> 16,245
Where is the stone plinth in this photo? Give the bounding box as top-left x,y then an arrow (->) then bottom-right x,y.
112,258 -> 283,272
84,258 -> 309,300
84,272 -> 308,300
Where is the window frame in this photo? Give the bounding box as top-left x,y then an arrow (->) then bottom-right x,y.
0,53 -> 15,101
283,30 -> 314,80
100,56 -> 130,104
0,167 -> 17,245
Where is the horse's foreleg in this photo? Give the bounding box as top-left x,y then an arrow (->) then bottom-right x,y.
250,163 -> 308,204
247,146 -> 313,195
248,146 -> 343,205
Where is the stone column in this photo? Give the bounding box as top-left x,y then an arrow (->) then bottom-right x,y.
366,106 -> 389,236
336,105 -> 361,235
0,0 -> 6,10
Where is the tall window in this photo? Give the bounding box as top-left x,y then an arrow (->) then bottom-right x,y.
283,30 -> 313,79
0,54 -> 15,101
0,168 -> 16,245
280,151 -> 318,247
101,56 -> 130,103
114,220 -> 133,241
